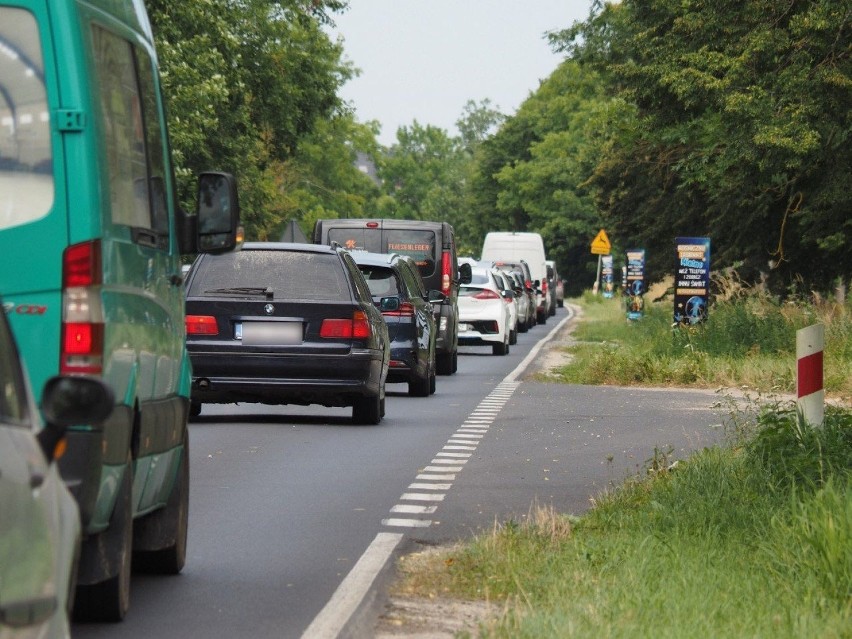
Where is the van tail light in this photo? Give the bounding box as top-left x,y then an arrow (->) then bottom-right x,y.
472,289 -> 500,300
61,240 -> 104,374
320,311 -> 373,339
382,302 -> 415,317
186,315 -> 219,335
441,250 -> 451,296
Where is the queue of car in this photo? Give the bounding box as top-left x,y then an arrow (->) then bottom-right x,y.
0,216 -> 561,638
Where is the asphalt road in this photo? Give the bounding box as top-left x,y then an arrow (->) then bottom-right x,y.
72,306 -> 726,639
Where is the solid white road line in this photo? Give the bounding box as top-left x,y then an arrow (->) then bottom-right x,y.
300,532 -> 404,639
303,309 -> 575,637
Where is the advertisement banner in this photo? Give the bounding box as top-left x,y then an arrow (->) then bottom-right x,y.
625,249 -> 645,320
674,237 -> 711,325
601,255 -> 614,298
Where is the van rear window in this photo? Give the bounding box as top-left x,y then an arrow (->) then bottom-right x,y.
384,230 -> 436,278
189,251 -> 349,301
328,228 -> 379,252
0,8 -> 54,229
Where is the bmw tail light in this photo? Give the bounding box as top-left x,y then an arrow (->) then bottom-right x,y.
352,310 -> 372,338
321,311 -> 373,339
186,315 -> 219,335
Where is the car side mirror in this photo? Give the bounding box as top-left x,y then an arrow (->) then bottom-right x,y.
194,172 -> 243,254
503,289 -> 515,300
38,376 -> 114,462
458,262 -> 472,285
380,296 -> 400,311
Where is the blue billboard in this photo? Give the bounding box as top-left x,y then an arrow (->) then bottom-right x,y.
674,237 -> 711,325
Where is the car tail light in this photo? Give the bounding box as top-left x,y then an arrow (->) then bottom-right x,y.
320,311 -> 373,339
472,289 -> 500,300
61,240 -> 104,374
441,250 -> 451,296
186,315 -> 219,335
382,302 -> 415,317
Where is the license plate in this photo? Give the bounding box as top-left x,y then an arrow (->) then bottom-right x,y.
236,321 -> 302,345
458,322 -> 471,332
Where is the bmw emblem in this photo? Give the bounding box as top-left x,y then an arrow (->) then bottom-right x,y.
264,304 -> 275,315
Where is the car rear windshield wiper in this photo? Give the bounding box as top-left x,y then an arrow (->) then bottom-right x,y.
204,287 -> 274,298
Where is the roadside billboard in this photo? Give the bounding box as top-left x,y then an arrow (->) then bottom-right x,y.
625,249 -> 645,320
602,255 -> 614,298
674,237 -> 711,325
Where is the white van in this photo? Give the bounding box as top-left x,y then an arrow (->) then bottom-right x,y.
480,232 -> 549,323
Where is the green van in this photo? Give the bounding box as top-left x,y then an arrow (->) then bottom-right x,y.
0,0 -> 240,621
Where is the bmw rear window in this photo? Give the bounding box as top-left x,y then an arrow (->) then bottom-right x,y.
189,250 -> 349,301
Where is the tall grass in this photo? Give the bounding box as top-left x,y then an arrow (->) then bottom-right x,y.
394,407 -> 852,638
550,291 -> 852,401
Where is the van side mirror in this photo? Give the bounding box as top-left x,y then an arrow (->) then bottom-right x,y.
38,376 -> 114,462
459,262 -> 472,285
192,172 -> 243,254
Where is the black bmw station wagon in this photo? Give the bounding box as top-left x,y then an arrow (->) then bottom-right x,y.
184,243 -> 390,424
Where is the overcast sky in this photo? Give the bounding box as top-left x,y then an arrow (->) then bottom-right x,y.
326,1 -> 594,146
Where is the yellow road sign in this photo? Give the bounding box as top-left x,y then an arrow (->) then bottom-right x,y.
591,229 -> 611,255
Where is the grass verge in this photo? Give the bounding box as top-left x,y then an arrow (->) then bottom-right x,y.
393,407 -> 851,638
545,292 -> 851,403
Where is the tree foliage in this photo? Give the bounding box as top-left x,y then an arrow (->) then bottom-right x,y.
145,0 -> 354,239
552,0 -> 851,292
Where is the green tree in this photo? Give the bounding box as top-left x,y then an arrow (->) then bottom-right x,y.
553,0 -> 851,292
145,0 -> 353,239
379,123 -> 468,230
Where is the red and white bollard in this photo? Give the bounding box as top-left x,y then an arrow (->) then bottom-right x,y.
796,324 -> 824,426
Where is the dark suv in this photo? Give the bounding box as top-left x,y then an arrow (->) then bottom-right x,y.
184,243 -> 390,424
351,252 -> 439,397
312,219 -> 471,375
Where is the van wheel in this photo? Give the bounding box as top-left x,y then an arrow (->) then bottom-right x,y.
189,401 -> 202,418
510,329 -> 517,345
133,430 -> 189,574
73,455 -> 133,622
353,395 -> 381,425
518,320 -> 528,334
493,340 -> 509,356
429,367 -> 436,395
436,352 -> 453,375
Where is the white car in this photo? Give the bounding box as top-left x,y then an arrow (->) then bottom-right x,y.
491,268 -> 519,345
0,305 -> 113,639
457,265 -> 513,355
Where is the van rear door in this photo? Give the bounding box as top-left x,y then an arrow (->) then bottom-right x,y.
0,2 -> 68,382
325,222 -> 382,252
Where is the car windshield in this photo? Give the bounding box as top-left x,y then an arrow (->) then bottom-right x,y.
189,250 -> 349,301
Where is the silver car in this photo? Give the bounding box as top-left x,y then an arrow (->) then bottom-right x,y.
0,305 -> 112,638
